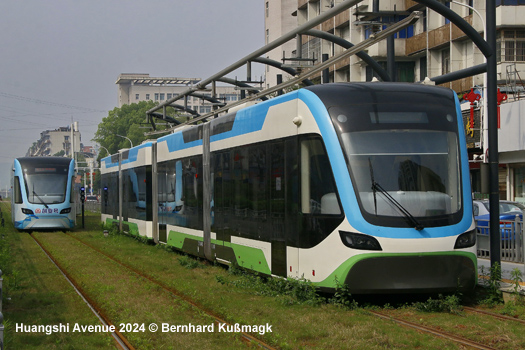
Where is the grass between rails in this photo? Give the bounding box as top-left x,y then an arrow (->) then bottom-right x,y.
3,207 -> 525,349
64,229 -> 456,350
0,202 -> 114,349
71,215 -> 522,349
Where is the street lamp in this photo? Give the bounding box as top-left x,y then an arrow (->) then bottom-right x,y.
98,145 -> 110,157
116,134 -> 133,148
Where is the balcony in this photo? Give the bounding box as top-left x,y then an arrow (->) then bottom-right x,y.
298,0 -> 308,9
406,15 -> 473,55
366,38 -> 407,59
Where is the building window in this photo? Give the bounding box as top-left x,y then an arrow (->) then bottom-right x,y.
496,0 -> 525,5
266,29 -> 269,44
160,93 -> 165,101
199,106 -> 212,114
366,61 -> 415,82
146,94 -> 150,100
135,94 -> 139,100
497,30 -> 525,62
265,1 -> 269,17
441,49 -> 450,75
364,16 -> 414,40
220,94 -> 238,102
167,93 -> 172,99
155,93 -> 159,101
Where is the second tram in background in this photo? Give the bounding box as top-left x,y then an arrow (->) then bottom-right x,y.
12,156 -> 76,231
101,82 -> 477,294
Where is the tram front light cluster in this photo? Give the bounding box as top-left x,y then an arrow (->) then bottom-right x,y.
60,208 -> 72,214
21,208 -> 34,215
339,231 -> 382,251
454,229 -> 477,249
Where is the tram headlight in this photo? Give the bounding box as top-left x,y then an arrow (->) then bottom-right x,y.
60,208 -> 71,214
21,208 -> 34,215
339,231 -> 382,251
454,229 -> 477,249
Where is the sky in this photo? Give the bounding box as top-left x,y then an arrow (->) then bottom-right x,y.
0,0 -> 265,192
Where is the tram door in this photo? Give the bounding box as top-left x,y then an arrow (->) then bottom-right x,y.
270,142 -> 287,277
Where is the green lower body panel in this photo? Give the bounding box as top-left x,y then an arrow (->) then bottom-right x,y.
318,251 -> 478,294
104,219 -> 140,237
167,230 -> 271,275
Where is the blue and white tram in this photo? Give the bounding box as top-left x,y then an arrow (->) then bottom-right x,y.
11,157 -> 76,231
104,82 -> 477,294
100,143 -> 156,238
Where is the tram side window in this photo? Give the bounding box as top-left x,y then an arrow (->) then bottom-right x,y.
300,138 -> 341,215
101,173 -> 119,217
70,176 -> 75,203
181,157 -> 203,230
14,176 -> 23,204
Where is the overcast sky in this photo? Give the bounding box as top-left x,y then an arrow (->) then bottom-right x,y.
0,0 -> 265,191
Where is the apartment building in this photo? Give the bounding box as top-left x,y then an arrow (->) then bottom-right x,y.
265,0 -> 525,87
26,126 -> 81,157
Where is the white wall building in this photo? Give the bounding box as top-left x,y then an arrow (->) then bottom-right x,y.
116,73 -> 243,115
26,125 -> 81,157
264,0 -> 299,88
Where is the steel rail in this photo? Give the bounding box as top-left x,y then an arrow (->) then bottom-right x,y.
30,234 -> 134,350
464,306 -> 525,325
369,310 -> 498,350
65,233 -> 277,350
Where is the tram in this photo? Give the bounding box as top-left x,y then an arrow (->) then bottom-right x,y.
101,82 -> 477,294
12,157 -> 76,231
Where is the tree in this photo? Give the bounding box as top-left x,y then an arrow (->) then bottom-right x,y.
93,100 -> 157,157
93,101 -> 190,162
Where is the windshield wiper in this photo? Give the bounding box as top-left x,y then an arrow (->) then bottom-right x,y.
32,190 -> 49,208
369,159 -> 424,231
369,159 -> 378,215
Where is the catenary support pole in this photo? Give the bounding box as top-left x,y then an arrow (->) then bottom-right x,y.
486,0 -> 500,268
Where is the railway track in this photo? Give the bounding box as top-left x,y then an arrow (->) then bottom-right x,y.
31,234 -> 134,350
368,302 -> 525,349
30,232 -> 276,350
23,227 -> 524,350
369,310 -> 498,350
464,306 -> 525,325
65,232 -> 525,350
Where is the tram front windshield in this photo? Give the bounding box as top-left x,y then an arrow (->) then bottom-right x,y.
24,166 -> 69,204
330,102 -> 462,228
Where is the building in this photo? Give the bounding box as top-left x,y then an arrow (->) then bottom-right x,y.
264,0 -> 525,201
264,0 -> 299,88
26,125 -> 81,157
265,0 -> 525,88
116,73 -> 244,115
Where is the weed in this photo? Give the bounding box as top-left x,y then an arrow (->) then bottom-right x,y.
510,268 -> 523,297
413,294 -> 463,315
178,255 -> 201,269
328,277 -> 358,309
480,263 -> 504,306
224,265 -> 324,305
215,275 -> 227,285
